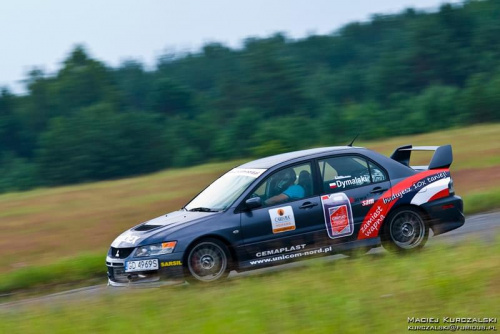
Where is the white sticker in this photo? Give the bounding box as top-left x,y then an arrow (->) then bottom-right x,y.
115,234 -> 140,245
362,198 -> 375,206
269,206 -> 296,234
321,193 -> 354,239
228,168 -> 267,178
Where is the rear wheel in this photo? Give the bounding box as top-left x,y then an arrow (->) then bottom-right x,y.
185,238 -> 231,283
381,207 -> 429,253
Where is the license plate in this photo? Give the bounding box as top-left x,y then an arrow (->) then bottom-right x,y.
125,259 -> 159,272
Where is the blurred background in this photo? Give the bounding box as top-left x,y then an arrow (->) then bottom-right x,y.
1,0 -> 499,193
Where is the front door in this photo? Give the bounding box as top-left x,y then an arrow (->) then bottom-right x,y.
240,162 -> 324,265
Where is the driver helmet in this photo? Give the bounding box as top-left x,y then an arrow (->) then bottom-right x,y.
275,168 -> 296,192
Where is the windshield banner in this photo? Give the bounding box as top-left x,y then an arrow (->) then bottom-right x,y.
229,168 -> 267,178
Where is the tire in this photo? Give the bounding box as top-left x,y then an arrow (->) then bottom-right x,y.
184,238 -> 231,283
381,207 -> 429,253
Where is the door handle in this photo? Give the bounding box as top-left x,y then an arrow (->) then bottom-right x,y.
370,187 -> 388,194
299,201 -> 319,209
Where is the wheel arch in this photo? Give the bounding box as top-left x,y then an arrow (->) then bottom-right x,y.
380,203 -> 430,236
183,234 -> 239,270
379,203 -> 430,252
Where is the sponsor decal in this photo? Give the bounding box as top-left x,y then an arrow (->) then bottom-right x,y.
256,244 -> 306,257
358,169 -> 450,240
115,234 -> 140,245
382,171 -> 448,205
321,193 -> 354,239
228,168 -> 266,178
329,206 -> 349,233
411,177 -> 450,205
329,175 -> 370,189
161,260 -> 182,267
335,175 -> 351,180
249,246 -> 334,266
362,198 -> 375,206
269,206 -> 296,233
359,205 -> 385,238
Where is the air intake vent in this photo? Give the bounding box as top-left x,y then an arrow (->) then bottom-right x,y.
134,224 -> 161,231
109,247 -> 134,259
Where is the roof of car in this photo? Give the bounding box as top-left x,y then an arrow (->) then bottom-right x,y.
239,146 -> 360,169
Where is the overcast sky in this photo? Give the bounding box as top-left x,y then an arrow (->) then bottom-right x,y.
0,0 -> 462,93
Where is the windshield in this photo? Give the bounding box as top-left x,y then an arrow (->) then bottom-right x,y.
185,168 -> 266,211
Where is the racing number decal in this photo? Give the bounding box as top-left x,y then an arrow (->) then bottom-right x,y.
358,169 -> 450,239
321,193 -> 354,239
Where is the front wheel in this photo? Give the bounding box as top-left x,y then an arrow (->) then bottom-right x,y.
381,207 -> 429,253
185,238 -> 231,283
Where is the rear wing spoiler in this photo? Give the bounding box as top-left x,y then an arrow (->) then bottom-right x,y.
390,145 -> 453,170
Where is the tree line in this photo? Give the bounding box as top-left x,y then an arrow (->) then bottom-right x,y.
1,0 -> 500,192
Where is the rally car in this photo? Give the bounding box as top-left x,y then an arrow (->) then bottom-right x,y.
106,144 -> 464,285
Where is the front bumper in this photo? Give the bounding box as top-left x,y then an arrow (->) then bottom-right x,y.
422,195 -> 465,236
106,252 -> 185,287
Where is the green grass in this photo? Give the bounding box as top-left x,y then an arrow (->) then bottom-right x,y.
0,253 -> 104,295
1,240 -> 498,333
464,188 -> 500,214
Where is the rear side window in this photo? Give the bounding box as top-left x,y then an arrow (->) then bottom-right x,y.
318,156 -> 372,194
368,161 -> 387,183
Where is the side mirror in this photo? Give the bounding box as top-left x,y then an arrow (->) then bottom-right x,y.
245,197 -> 262,210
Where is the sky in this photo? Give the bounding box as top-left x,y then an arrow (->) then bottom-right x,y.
0,0 -> 462,94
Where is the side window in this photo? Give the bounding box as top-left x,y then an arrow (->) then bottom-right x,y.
318,156 -> 371,194
368,161 -> 388,183
251,163 -> 313,207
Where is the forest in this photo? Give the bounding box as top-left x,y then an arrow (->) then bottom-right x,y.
0,0 -> 499,192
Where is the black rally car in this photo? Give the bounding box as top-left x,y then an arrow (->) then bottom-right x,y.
107,144 -> 464,285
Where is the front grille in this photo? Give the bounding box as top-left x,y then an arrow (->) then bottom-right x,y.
109,247 -> 135,259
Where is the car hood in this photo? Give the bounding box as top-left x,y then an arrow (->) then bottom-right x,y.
111,210 -> 219,248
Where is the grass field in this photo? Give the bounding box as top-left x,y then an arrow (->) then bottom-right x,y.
0,123 -> 498,294
1,240 -> 498,333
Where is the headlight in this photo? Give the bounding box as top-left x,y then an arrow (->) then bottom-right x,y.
135,241 -> 177,257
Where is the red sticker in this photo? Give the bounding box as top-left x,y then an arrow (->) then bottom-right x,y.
329,205 -> 349,233
428,188 -> 450,202
358,169 -> 449,240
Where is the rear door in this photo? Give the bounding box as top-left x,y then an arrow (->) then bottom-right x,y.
316,155 -> 391,244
